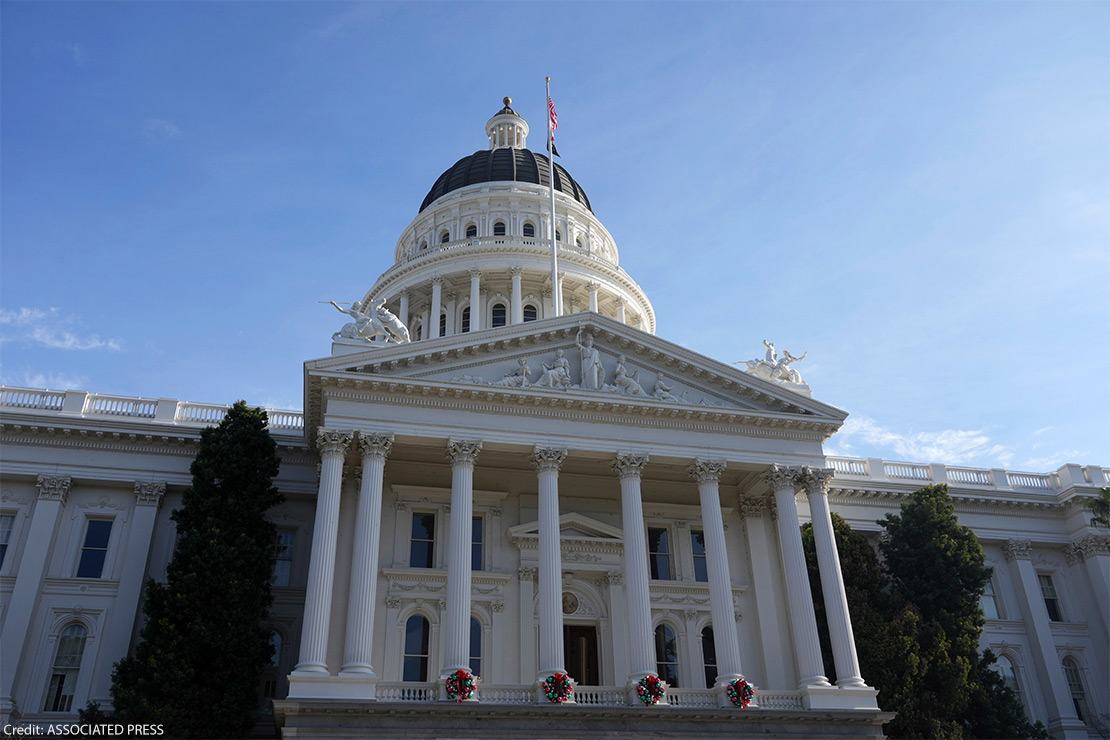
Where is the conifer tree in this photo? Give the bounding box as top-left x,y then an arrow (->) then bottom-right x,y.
110,401 -> 282,738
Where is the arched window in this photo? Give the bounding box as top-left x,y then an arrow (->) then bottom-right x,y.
439,313 -> 447,338
523,304 -> 538,322
701,626 -> 716,688
522,222 -> 535,238
493,221 -> 506,237
491,303 -> 507,328
469,617 -> 482,676
412,320 -> 423,341
419,240 -> 428,252
403,615 -> 431,682
555,229 -> 562,242
440,230 -> 450,244
654,624 -> 679,688
466,224 -> 477,239
1063,657 -> 1089,723
576,237 -> 584,248
461,307 -> 471,333
44,624 -> 87,712
995,655 -> 1019,695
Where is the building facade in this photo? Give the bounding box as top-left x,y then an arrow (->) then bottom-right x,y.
1,101 -> 1106,739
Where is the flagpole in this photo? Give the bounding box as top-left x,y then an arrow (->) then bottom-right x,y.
546,77 -> 561,317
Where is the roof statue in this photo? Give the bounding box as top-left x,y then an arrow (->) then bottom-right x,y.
330,299 -> 410,345
737,339 -> 810,392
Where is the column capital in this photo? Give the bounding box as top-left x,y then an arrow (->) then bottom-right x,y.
737,494 -> 770,519
586,281 -> 601,292
446,439 -> 482,467
1002,539 -> 1033,562
316,428 -> 354,459
399,287 -> 411,298
612,453 -> 649,480
511,265 -> 524,277
530,447 -> 567,472
133,481 -> 166,508
1065,534 -> 1110,564
357,431 -> 394,461
688,459 -> 726,484
518,566 -> 537,582
761,463 -> 800,493
431,276 -> 445,287
36,474 -> 71,503
468,268 -> 483,279
795,466 -> 834,495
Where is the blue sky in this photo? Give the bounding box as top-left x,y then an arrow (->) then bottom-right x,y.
2,1 -> 1107,473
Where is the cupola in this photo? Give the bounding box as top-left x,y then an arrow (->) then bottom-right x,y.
485,97 -> 529,150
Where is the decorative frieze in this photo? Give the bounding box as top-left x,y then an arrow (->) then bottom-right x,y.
446,439 -> 482,467
316,428 -> 353,459
688,459 -> 726,484
36,474 -> 71,503
611,453 -> 649,480
357,431 -> 395,461
1002,539 -> 1033,562
530,447 -> 567,472
133,481 -> 166,507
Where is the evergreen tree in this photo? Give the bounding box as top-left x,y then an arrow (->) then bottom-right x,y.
110,401 -> 282,738
1087,487 -> 1110,528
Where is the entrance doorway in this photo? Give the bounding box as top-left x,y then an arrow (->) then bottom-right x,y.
564,625 -> 600,685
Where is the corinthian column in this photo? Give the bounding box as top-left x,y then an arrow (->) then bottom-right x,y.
293,428 -> 352,676
613,453 -> 658,691
763,464 -> 829,688
531,447 -> 569,681
341,432 -> 394,677
442,440 -> 482,683
797,466 -> 866,688
689,460 -> 746,695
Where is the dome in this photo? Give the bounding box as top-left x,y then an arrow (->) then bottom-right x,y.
418,148 -> 593,214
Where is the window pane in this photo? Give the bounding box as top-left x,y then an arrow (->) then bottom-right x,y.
702,627 -> 716,688
403,616 -> 430,682
470,617 -> 482,676
461,308 -> 471,333
523,305 -> 537,322
472,517 -> 483,572
654,625 -> 679,688
692,530 -> 708,583
491,303 -> 507,328
270,632 -> 282,667
493,222 -> 506,236
0,514 -> 13,566
76,548 -> 107,579
648,528 -> 671,580
410,514 -> 435,568
981,579 -> 999,620
523,223 -> 535,237
466,225 -> 477,238
996,656 -> 1019,695
84,520 -> 112,549
45,625 -> 86,712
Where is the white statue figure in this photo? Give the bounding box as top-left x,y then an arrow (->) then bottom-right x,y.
604,355 -> 645,396
536,349 -> 572,389
736,340 -> 807,385
493,358 -> 532,388
331,299 -> 410,344
652,378 -> 682,402
576,328 -> 603,390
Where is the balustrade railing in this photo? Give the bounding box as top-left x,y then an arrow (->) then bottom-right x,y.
478,685 -> 534,704
570,686 -> 626,706
754,690 -> 804,710
402,236 -> 601,265
829,458 -> 868,476
883,462 -> 930,480
667,688 -> 717,707
948,467 -> 993,485
0,387 -> 64,410
376,683 -> 436,702
1007,472 -> 1051,489
86,394 -> 157,418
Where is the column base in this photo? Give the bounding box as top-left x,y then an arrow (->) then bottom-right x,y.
339,664 -> 378,678
535,673 -> 577,704
287,673 -> 379,700
801,684 -> 880,711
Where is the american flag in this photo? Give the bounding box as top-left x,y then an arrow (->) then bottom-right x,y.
548,96 -> 560,157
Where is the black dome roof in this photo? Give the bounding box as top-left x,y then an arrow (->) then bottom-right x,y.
419,149 -> 592,213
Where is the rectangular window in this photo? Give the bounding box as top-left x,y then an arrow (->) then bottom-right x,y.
471,516 -> 483,572
1038,574 -> 1062,622
981,577 -> 1000,620
410,513 -> 435,568
76,519 -> 112,578
647,527 -> 672,580
691,530 -> 708,583
0,514 -> 14,567
272,530 -> 295,587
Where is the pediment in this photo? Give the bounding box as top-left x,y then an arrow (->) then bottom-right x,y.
508,512 -> 625,543
305,313 -> 845,426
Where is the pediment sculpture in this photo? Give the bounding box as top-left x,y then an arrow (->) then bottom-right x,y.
330,299 -> 411,345
737,340 -> 809,389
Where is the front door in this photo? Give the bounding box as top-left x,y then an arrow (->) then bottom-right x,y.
564,625 -> 600,685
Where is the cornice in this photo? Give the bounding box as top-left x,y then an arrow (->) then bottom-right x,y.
828,486 -> 1067,518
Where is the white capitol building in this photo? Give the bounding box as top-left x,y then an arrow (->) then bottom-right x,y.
0,100 -> 1106,739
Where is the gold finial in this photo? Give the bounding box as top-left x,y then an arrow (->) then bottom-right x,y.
503,96 -> 512,106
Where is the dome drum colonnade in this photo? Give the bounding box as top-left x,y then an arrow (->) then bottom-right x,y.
359,99 -> 655,343
288,429 -> 871,708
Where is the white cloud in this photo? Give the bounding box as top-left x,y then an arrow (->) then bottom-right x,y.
0,368 -> 89,391
0,307 -> 124,351
142,118 -> 181,145
826,416 -> 1014,468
